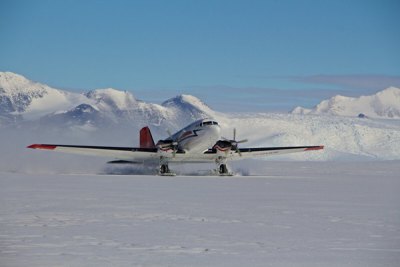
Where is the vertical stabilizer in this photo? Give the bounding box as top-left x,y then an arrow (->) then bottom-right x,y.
140,126 -> 156,148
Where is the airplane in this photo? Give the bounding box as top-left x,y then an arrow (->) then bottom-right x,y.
27,118 -> 324,176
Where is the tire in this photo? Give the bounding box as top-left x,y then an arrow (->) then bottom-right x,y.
161,165 -> 167,174
219,164 -> 227,174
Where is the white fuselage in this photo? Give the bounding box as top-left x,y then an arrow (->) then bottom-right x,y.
168,119 -> 220,154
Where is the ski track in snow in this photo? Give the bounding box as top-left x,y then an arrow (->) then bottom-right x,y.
1,161 -> 400,267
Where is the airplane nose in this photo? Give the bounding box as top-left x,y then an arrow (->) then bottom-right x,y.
212,124 -> 221,138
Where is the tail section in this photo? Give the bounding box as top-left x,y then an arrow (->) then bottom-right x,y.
140,126 -> 156,149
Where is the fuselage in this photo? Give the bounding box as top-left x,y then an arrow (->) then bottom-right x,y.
166,118 -> 220,154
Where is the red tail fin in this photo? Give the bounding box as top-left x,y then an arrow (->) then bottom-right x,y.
140,126 -> 156,148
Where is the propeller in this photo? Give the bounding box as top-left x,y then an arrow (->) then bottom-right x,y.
167,129 -> 179,157
221,128 -> 248,156
166,129 -> 173,139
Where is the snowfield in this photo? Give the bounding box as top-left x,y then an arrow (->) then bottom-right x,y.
1,161 -> 399,267
2,71 -> 400,266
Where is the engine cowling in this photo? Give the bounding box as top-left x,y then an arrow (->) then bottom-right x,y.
213,129 -> 248,156
156,140 -> 178,157
213,140 -> 234,155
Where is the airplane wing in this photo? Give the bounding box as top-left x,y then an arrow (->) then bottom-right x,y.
236,145 -> 323,159
27,144 -> 159,162
204,145 -> 324,160
28,144 -> 324,163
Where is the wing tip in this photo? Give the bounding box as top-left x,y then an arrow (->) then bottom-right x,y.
27,144 -> 56,150
305,145 -> 324,151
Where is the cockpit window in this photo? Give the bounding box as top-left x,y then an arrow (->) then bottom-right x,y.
200,121 -> 218,126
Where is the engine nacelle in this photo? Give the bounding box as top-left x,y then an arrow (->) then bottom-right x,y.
213,140 -> 233,156
156,140 -> 177,158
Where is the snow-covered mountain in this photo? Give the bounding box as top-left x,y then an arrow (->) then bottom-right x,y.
292,87 -> 400,119
0,72 -> 213,130
2,71 -> 400,160
0,72 -> 91,120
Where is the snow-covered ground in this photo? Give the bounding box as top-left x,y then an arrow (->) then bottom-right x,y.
1,161 -> 399,267
2,71 -> 400,266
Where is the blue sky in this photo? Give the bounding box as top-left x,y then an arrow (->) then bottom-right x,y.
1,0 -> 399,111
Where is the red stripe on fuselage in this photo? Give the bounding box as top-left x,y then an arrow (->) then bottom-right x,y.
180,131 -> 193,139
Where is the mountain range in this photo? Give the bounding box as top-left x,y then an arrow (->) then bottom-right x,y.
291,87 -> 400,118
1,71 -> 400,160
0,72 -> 214,132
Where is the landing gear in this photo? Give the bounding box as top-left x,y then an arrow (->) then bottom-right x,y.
160,164 -> 169,174
219,164 -> 228,175
215,157 -> 233,176
159,157 -> 175,176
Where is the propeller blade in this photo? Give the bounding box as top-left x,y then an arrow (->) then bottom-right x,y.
233,128 -> 236,141
164,129 -> 178,157
166,129 -> 173,138
236,139 -> 248,144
